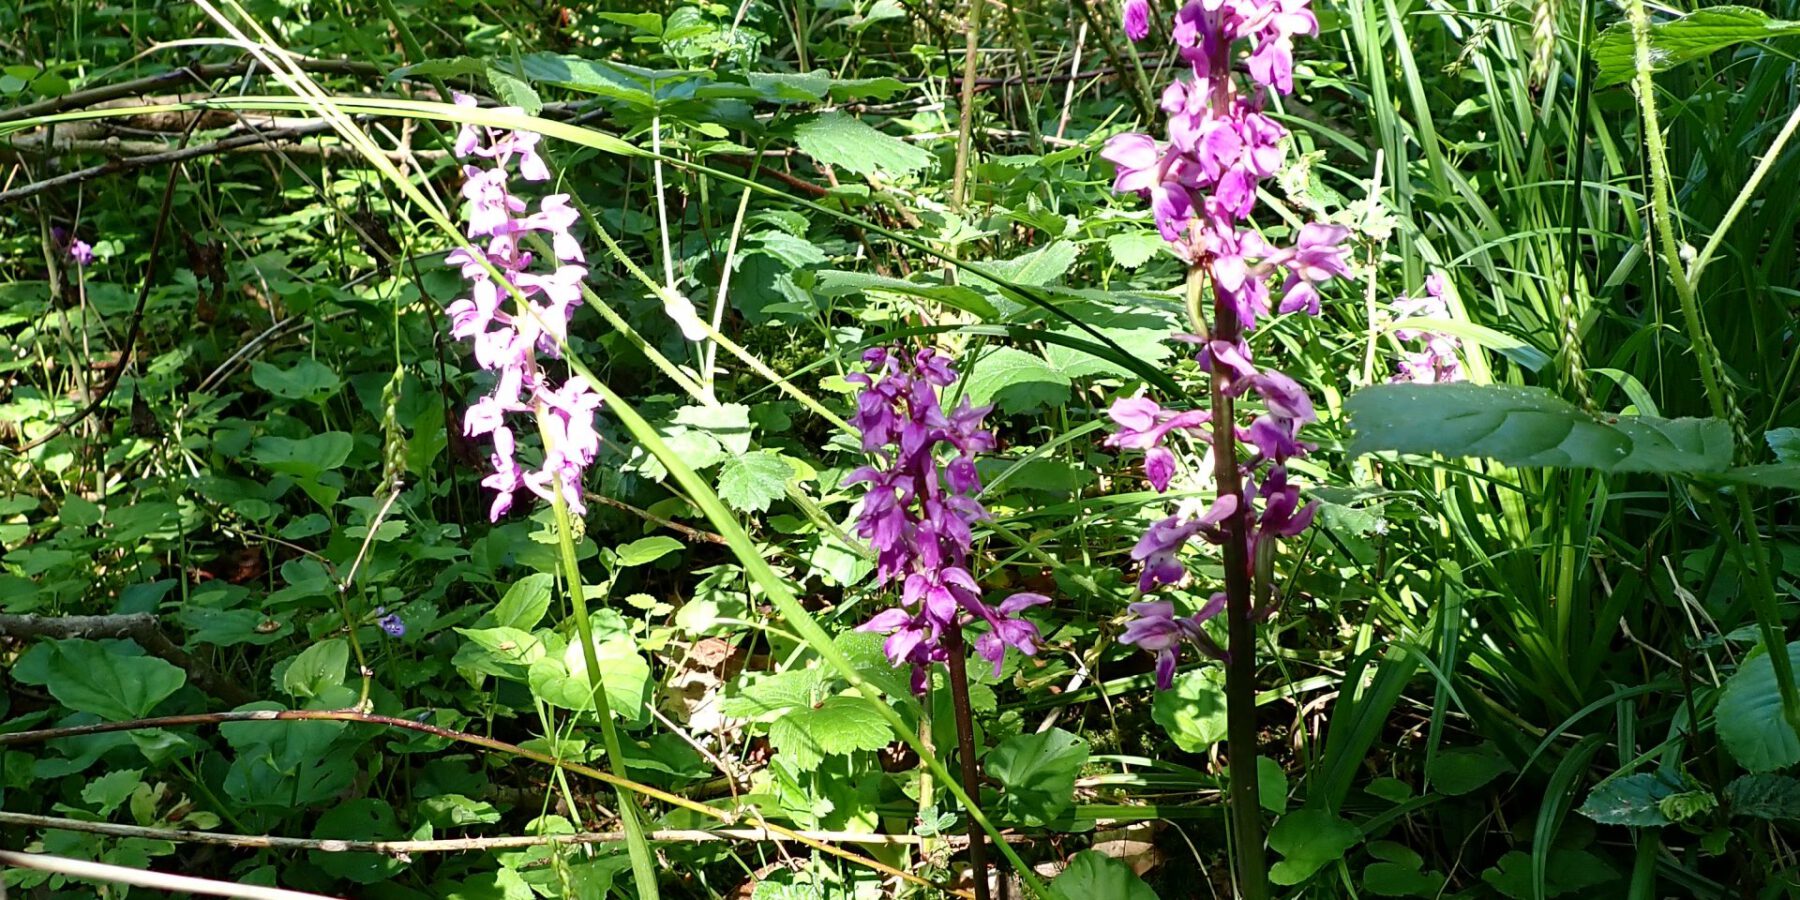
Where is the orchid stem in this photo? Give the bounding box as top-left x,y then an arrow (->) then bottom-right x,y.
1198,262 -> 1270,900
944,627 -> 994,900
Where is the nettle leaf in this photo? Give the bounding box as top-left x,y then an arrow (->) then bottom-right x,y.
720,668 -> 828,720
1049,850 -> 1158,900
1346,383 -> 1732,475
1724,774 -> 1800,820
1579,771 -> 1682,826
971,241 -> 1081,288
1268,809 -> 1361,886
1151,667 -> 1228,753
766,695 -> 894,769
1591,6 -> 1800,88
1717,641 -> 1800,772
1766,428 -> 1800,463
792,112 -> 935,179
42,639 -> 185,721
965,346 -> 1072,414
1106,231 -> 1167,269
986,727 -> 1089,826
717,451 -> 793,513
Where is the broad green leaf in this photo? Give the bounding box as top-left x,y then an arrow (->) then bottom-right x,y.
672,404 -> 754,456
486,65 -> 542,115
281,638 -> 349,699
311,798 -> 406,884
1049,850 -> 1158,900
614,536 -> 684,567
1719,464 -> 1800,490
971,241 -> 1081,288
986,727 -> 1088,827
1345,383 -> 1732,474
43,639 -> 185,721
455,627 -> 548,668
1717,641 -> 1800,772
766,695 -> 894,769
1425,744 -> 1510,796
716,451 -> 793,513
1482,849 -> 1617,899
1767,428 -> 1800,463
1724,773 -> 1800,821
250,432 -> 354,479
493,573 -> 555,629
1259,756 -> 1290,814
1578,771 -> 1681,826
250,359 -> 341,403
595,11 -> 662,34
1152,667 -> 1228,753
964,346 -> 1072,414
536,638 -> 653,722
1268,809 -> 1361,886
1591,6 -> 1800,88
792,112 -> 934,179
1363,862 -> 1447,897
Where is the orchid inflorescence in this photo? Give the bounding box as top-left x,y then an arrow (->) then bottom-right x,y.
1105,0 -> 1351,688
444,94 -> 603,522
846,347 -> 1050,693
1390,273 -> 1465,384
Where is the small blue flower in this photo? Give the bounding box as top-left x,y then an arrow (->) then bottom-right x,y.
377,610 -> 405,638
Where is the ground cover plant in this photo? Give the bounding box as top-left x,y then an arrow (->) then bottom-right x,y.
1,0 -> 1799,897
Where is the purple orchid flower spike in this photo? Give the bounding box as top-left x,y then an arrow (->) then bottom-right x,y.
845,347 -> 1055,690
1099,0 -> 1346,689
1123,0 -> 1154,40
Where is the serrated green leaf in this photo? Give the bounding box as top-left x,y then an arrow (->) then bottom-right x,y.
1346,383 -> 1733,475
986,727 -> 1088,826
1106,232 -> 1166,269
1591,6 -> 1800,88
1724,773 -> 1800,820
717,451 -> 792,513
792,112 -> 934,179
1579,771 -> 1681,826
964,346 -> 1072,414
767,695 -> 893,769
1718,642 -> 1800,772
721,668 -> 827,720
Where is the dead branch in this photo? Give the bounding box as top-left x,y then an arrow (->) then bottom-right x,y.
0,58 -> 380,125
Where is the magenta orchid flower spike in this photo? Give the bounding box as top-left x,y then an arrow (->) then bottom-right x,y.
845,347 -> 1051,690
1102,0 -> 1349,689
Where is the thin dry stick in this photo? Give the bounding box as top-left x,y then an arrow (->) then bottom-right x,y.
0,58 -> 380,124
0,812 -> 931,853
1055,21 -> 1088,140
0,709 -> 972,900
0,850 -> 338,900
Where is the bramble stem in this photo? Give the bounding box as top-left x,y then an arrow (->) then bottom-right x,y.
945,627 -> 994,900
